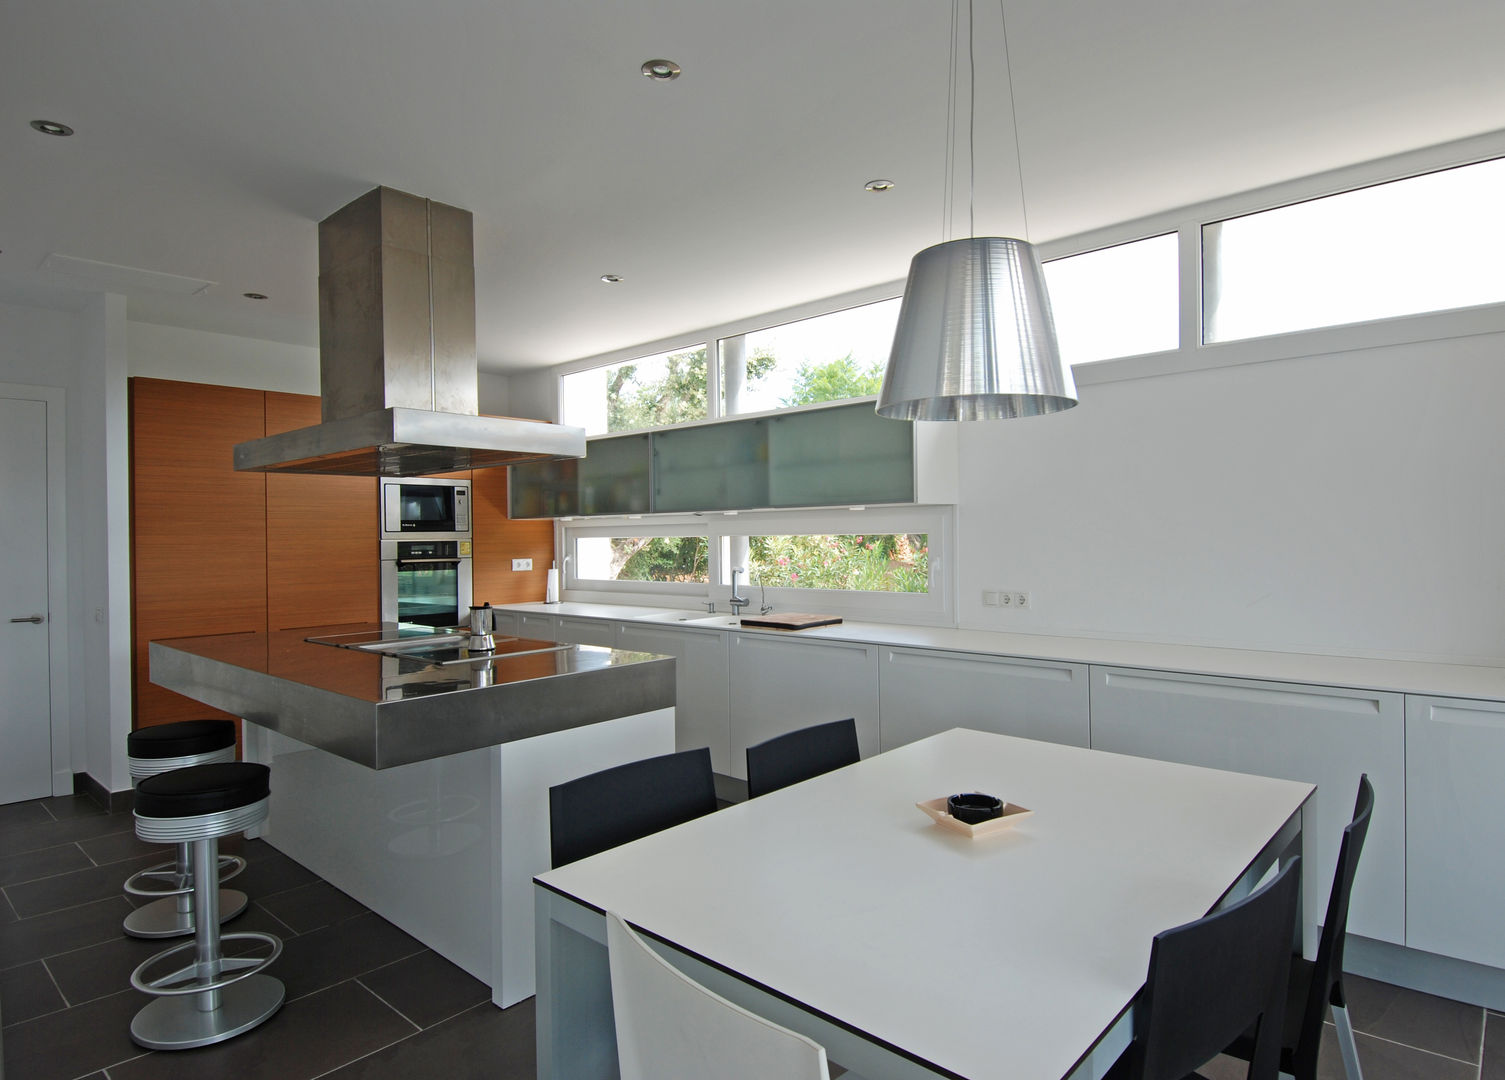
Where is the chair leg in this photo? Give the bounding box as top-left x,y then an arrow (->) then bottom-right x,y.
1332,1003 -> 1363,1080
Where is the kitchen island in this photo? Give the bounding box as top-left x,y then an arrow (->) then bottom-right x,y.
150,626 -> 676,1007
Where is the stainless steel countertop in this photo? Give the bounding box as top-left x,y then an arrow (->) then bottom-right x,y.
149,625 -> 676,769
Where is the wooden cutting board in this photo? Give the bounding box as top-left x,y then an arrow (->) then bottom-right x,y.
737,612 -> 843,631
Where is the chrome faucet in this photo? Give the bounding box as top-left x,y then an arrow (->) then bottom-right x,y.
729,568 -> 749,616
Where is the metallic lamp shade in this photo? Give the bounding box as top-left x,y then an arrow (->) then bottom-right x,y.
876,237 -> 1078,421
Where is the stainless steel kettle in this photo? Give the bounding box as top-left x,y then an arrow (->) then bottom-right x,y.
467,603 -> 495,653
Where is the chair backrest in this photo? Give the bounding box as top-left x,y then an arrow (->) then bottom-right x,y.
1128,857 -> 1302,1080
1292,774 -> 1373,1079
549,747 -> 717,868
606,911 -> 830,1080
745,718 -> 860,799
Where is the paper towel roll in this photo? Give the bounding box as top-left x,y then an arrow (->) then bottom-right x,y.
544,567 -> 560,604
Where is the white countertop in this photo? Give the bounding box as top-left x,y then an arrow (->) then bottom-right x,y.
497,601 -> 1505,701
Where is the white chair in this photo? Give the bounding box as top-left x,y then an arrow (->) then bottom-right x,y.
607,910 -> 831,1080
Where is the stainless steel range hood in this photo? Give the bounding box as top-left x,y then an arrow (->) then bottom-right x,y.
234,186 -> 585,477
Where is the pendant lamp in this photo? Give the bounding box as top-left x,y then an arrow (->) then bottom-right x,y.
876,1 -> 1078,422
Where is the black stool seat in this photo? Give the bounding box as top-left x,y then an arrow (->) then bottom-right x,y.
127,719 -> 236,759
136,763 -> 270,818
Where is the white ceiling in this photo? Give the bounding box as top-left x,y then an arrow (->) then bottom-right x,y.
3,0 -> 1504,374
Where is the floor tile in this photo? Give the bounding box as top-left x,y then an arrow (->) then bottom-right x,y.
45,903 -> 290,1008
0,959 -> 67,1025
1344,972 -> 1485,1063
0,841 -> 93,889
1485,1011 -> 1505,1080
320,999 -> 534,1080
269,910 -> 426,1003
4,852 -> 163,919
107,980 -> 418,1080
358,949 -> 490,1029
229,848 -> 319,901
0,896 -> 134,969
1322,1027 -> 1479,1080
39,795 -> 110,821
0,985 -> 150,1080
0,811 -> 134,859
77,829 -> 165,867
0,802 -> 52,831
256,880 -> 366,936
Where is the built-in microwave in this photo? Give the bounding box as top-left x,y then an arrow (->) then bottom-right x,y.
379,477 -> 471,541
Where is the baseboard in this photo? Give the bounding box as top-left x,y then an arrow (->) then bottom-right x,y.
1347,933 -> 1505,1011
72,772 -> 133,813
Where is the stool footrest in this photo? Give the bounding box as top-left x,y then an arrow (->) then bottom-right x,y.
130,931 -> 283,997
124,854 -> 245,898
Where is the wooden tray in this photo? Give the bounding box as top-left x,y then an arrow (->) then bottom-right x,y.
916,797 -> 1034,837
737,612 -> 843,631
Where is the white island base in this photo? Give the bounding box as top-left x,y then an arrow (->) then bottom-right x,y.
243,707 -> 675,1007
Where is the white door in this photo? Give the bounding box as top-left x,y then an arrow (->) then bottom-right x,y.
1,396 -> 55,804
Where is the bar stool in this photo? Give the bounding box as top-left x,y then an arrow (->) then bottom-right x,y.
129,762 -> 284,1050
124,720 -> 248,938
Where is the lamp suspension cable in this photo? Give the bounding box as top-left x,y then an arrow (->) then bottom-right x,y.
999,0 -> 1031,242
942,0 -> 959,243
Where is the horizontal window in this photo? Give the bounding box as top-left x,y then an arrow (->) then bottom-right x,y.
720,299 -> 900,416
561,345 -> 708,436
734,533 -> 929,594
575,535 -> 709,585
1203,156 -> 1505,342
1043,233 -> 1179,364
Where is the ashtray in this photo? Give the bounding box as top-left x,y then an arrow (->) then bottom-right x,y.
916,796 -> 1034,838
947,792 -> 1003,824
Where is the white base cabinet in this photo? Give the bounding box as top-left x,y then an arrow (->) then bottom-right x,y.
1089,667 -> 1405,948
1405,695 -> 1505,967
727,633 -> 880,780
878,647 -> 1089,751
553,615 -> 614,648
618,622 -> 731,775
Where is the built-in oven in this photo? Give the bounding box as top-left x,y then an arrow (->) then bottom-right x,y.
381,539 -> 473,629
379,477 -> 471,541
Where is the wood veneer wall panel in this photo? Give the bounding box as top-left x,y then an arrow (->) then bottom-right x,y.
472,466 -> 555,605
265,392 -> 379,630
129,378 -> 267,730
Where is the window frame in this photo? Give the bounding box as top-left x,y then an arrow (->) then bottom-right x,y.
560,505 -> 955,626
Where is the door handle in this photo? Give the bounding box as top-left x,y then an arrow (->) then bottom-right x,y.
9,614 -> 45,624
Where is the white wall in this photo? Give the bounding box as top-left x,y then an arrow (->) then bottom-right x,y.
128,321 -> 319,393
956,330 -> 1505,664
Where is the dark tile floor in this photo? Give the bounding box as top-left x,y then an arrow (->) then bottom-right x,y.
2,792 -> 1501,1080
0,794 -> 533,1080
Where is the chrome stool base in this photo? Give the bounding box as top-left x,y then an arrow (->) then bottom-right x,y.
129,973 -> 284,1050
123,888 -> 248,939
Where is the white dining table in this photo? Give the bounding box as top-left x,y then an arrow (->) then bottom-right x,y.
533,728 -> 1313,1080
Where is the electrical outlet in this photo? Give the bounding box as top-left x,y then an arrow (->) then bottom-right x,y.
511,558 -> 533,571
982,590 -> 999,606
1014,591 -> 1030,610
999,590 -> 1013,607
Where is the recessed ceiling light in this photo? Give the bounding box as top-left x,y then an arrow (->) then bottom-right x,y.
30,119 -> 74,137
600,274 -> 623,284
640,59 -> 681,81
243,292 -> 269,300
864,179 -> 896,192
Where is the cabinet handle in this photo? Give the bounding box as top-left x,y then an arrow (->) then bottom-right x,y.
10,614 -> 45,624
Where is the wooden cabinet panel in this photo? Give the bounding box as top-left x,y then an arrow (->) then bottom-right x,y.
472,466 -> 554,605
130,378 -> 267,731
264,392 -> 378,631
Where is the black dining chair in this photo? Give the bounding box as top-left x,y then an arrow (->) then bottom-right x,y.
745,718 -> 860,799
1108,856 -> 1302,1080
549,747 -> 718,868
1222,775 -> 1374,1080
